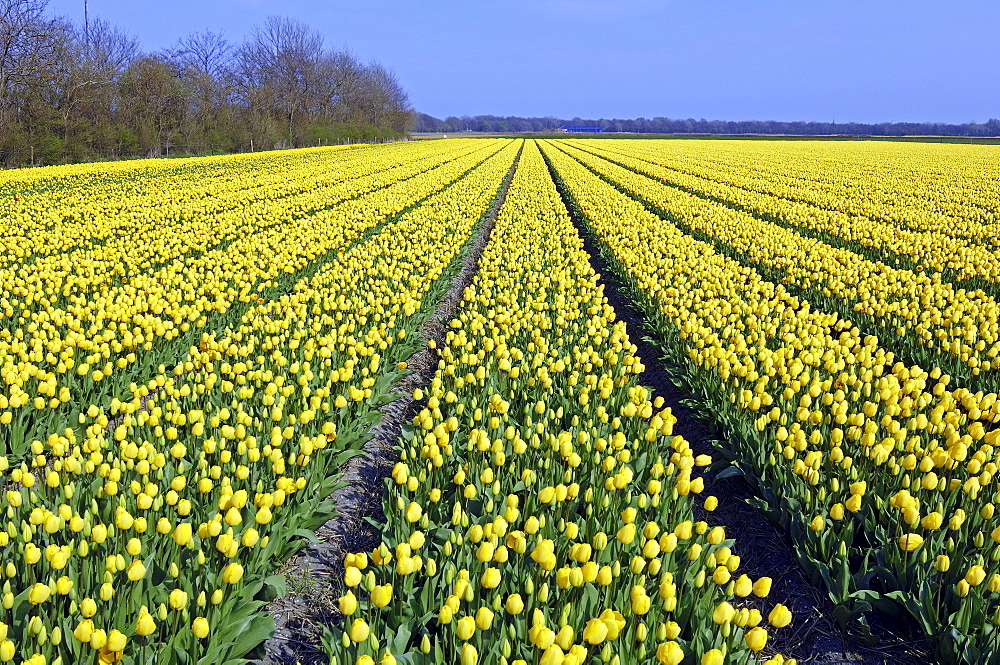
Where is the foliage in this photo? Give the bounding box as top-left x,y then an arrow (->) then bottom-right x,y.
0,3 -> 412,167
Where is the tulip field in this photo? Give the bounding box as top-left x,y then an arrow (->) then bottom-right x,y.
0,137 -> 998,665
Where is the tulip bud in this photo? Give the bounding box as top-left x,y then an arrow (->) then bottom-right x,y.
192,617 -> 210,639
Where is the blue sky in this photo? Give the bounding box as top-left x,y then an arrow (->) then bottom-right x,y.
45,0 -> 999,123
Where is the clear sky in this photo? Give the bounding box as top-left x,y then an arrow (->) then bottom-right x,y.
45,0 -> 999,124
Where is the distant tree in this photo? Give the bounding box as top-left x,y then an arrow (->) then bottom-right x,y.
413,113 -> 1000,138
171,30 -> 231,78
118,55 -> 183,155
0,0 -> 64,159
233,16 -> 325,146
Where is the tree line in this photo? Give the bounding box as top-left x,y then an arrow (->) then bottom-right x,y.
415,113 -> 1000,138
0,0 -> 413,166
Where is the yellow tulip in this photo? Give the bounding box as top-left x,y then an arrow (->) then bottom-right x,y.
745,626 -> 768,651
344,566 -> 363,587
362,581 -> 390,609
600,609 -> 626,639
505,593 -> 524,615
460,643 -> 478,665
90,629 -> 108,650
712,601 -> 736,625
481,567 -> 501,589
136,609 -> 157,636
349,618 -> 370,642
127,560 -> 147,581
897,534 -> 923,553
540,645 -> 565,665
172,523 -> 193,546
222,562 -> 244,584
339,591 -> 357,615
701,649 -> 724,665
105,629 -> 127,652
617,523 -> 637,545
168,589 -> 188,611
73,619 -> 94,643
966,565 -> 987,586
192,617 -> 210,639
583,618 -> 609,645
456,616 -> 476,640
656,640 -> 684,665
27,583 -> 50,605
768,604 -> 793,628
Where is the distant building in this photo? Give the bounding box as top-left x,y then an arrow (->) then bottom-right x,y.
559,126 -> 604,133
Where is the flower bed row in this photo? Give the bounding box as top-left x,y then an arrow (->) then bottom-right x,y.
323,141 -> 794,665
0,140 -> 514,456
553,140 -> 1000,395
540,139 -> 1000,663
0,140 -> 521,664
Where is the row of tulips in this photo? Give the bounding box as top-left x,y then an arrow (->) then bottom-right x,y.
0,144 -> 365,267
554,140 -> 1000,397
539,139 -> 1000,663
0,140 -> 520,664
0,140 -> 514,456
324,141 -> 795,665
0,141 -> 488,286
576,138 -> 1000,248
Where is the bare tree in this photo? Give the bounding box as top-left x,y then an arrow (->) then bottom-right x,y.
171,29 -> 231,78
317,49 -> 364,119
82,17 -> 138,76
0,0 -> 62,102
315,50 -> 411,133
357,61 -> 411,132
234,16 -> 324,145
163,30 -> 234,152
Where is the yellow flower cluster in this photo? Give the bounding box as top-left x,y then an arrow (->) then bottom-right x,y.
327,142 -> 794,665
24,134 -> 997,662
0,139 -> 511,454
0,145 -> 358,267
541,139 -> 1000,662
555,140 -> 1000,394
0,139 -> 520,663
571,138 -> 1000,278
